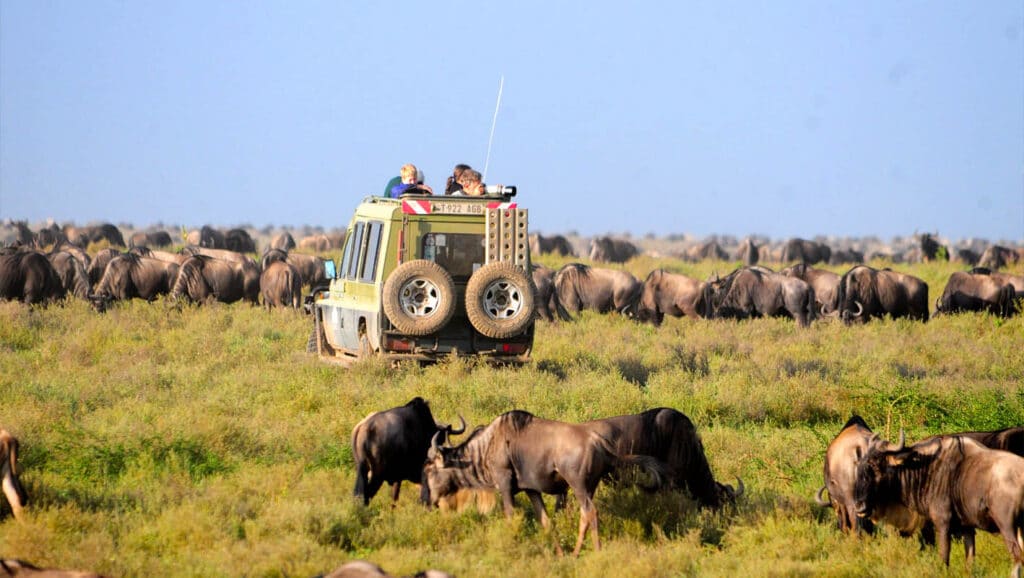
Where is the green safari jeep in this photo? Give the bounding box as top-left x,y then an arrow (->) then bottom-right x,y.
307,189 -> 535,364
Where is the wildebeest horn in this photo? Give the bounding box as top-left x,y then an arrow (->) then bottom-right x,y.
448,415 -> 466,435
814,485 -> 830,506
733,477 -> 745,498
851,301 -> 864,317
430,431 -> 442,455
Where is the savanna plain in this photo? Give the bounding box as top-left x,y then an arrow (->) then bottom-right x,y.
1,254 -> 1022,577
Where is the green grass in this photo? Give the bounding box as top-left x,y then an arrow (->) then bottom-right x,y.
1,257 -> 1022,577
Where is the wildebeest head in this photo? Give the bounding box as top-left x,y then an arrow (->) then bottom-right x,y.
421,426 -> 482,507
852,430 -> 920,520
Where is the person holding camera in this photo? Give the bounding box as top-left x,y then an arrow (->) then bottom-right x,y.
444,164 -> 472,195
451,169 -> 484,196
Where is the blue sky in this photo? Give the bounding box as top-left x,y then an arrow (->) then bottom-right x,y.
2,2 -> 1022,242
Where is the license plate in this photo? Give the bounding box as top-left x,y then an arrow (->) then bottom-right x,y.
430,201 -> 485,215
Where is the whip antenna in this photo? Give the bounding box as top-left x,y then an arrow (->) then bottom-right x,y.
483,75 -> 504,182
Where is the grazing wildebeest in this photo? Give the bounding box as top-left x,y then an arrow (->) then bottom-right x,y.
780,263 -> 840,317
684,240 -> 728,262
781,238 -> 831,265
0,559 -> 108,578
553,263 -> 642,316
854,434 -> 1024,575
260,261 -> 302,309
63,223 -> 125,249
735,238 -> 760,267
91,253 -> 181,310
703,266 -> 815,327
934,270 -> 1016,317
351,397 -> 466,506
319,560 -> 453,578
269,231 -> 296,252
224,228 -> 256,254
581,408 -> 742,509
814,417 -> 928,538
529,233 -> 575,257
261,248 -> 328,289
530,264 -> 566,322
0,250 -> 65,304
50,241 -> 90,269
1,430 -> 27,522
128,230 -> 173,249
47,251 -> 91,300
916,232 -> 949,263
953,247 -> 981,267
86,248 -> 122,290
588,236 -> 639,263
827,265 -> 929,324
979,245 -> 1023,271
185,226 -> 226,249
634,269 -> 705,325
170,255 -> 260,304
422,410 -> 666,556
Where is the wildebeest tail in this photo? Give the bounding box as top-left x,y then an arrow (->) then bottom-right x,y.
615,453 -> 668,490
550,287 -> 573,321
171,256 -> 206,301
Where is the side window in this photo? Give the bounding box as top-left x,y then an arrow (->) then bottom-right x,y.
344,222 -> 365,280
359,221 -> 383,282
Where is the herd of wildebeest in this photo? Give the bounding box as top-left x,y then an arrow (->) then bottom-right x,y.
1,220 -> 1024,577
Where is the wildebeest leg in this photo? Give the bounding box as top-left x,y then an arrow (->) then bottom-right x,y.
997,522 -> 1023,577
1,466 -> 25,521
572,495 -> 599,557
362,474 -> 385,506
935,521 -> 952,566
389,481 -> 401,505
962,528 -> 975,572
526,490 -> 563,556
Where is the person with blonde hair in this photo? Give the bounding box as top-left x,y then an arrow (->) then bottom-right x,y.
388,163 -> 433,197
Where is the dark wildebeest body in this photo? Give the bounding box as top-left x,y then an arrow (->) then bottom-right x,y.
830,265 -> 929,324
423,410 -> 666,556
780,263 -> 840,317
935,270 -> 1016,317
581,408 -> 741,509
260,261 -> 302,309
224,228 -> 256,254
917,233 -> 949,263
269,232 -> 296,252
63,223 -> 125,249
530,234 -> 575,257
970,268 -> 1024,312
815,417 -> 929,538
50,241 -> 90,269
171,255 -> 260,304
553,263 -> 642,316
186,226 -> 226,249
0,251 -> 65,304
86,249 -> 122,290
588,236 -> 639,263
781,238 -> 831,265
1,429 -> 27,522
829,248 -> 864,265
854,435 -> 1024,575
958,427 -> 1024,457
530,264 -> 562,321
736,238 -> 760,267
47,251 -> 91,300
128,230 -> 173,249
635,269 -> 705,325
92,253 -> 181,309
350,397 -> 465,506
261,248 -> 327,289
704,266 -> 815,327
978,245 -> 1021,270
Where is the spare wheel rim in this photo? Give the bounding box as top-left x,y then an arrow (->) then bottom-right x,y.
400,277 -> 442,317
482,279 -> 524,320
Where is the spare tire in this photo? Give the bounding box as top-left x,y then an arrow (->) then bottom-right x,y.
382,260 -> 457,336
465,262 -> 536,339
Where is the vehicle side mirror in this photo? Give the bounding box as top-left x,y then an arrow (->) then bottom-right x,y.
324,260 -> 337,280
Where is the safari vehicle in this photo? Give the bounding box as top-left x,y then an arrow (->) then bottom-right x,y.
307,187 -> 535,364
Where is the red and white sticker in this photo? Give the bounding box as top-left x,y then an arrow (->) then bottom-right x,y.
486,202 -> 517,210
401,199 -> 432,215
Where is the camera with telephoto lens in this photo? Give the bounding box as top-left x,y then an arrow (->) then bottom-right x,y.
484,184 -> 516,196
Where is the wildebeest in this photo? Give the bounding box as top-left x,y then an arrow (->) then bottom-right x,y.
422,410 -> 666,556
553,263 -> 642,316
86,248 -> 122,290
318,560 -> 453,578
298,234 -> 334,252
350,397 -> 465,506
531,264 -> 569,322
916,232 -> 949,263
588,236 -> 639,263
268,231 -> 296,252
683,240 -> 728,262
47,251 -> 91,300
953,247 -> 981,267
1,430 -> 27,522
854,434 -> 1024,575
634,269 -> 705,325
63,223 -> 125,249
829,248 -> 864,265
181,245 -> 258,268
735,238 -> 760,267
703,266 -> 815,327
128,230 -> 173,249
827,265 -> 929,324
814,417 -> 927,537
780,263 -> 840,317
260,261 -> 302,309
170,255 -> 260,304
261,248 -> 329,289
781,238 -> 831,265
185,226 -> 226,249
529,233 -> 575,257
581,408 -> 742,509
0,250 -> 65,304
959,426 -> 1024,456
934,270 -> 1016,317
224,228 -> 256,254
979,245 -> 1022,270
91,253 -> 181,310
